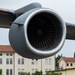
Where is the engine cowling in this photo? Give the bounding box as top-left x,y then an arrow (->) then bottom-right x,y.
9,8 -> 66,59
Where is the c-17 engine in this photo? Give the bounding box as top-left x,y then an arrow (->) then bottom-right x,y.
9,7 -> 66,59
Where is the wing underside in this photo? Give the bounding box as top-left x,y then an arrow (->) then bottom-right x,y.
0,9 -> 16,28
66,23 -> 75,40
0,3 -> 42,28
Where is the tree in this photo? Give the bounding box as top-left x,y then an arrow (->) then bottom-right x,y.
0,69 -> 2,75
32,71 -> 42,75
56,54 -> 62,68
19,72 -> 24,75
26,72 -> 30,75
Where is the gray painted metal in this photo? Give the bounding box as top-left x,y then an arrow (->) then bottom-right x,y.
9,8 -> 66,59
0,9 -> 15,28
66,23 -> 75,40
15,3 -> 42,16
0,3 -> 41,28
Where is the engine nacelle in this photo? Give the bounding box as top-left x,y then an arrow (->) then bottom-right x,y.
9,8 -> 66,59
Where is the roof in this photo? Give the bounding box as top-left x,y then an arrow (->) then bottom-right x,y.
47,68 -> 75,72
58,57 -> 75,63
63,57 -> 75,62
0,45 -> 15,52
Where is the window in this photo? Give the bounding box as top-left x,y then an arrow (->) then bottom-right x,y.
32,59 -> 34,65
45,58 -> 52,65
22,69 -> 24,72
10,69 -> 12,75
10,58 -> 12,64
45,58 -> 48,65
32,69 -> 34,73
18,58 -> 20,64
6,53 -> 12,56
49,69 -> 51,71
18,69 -> 20,75
18,72 -> 20,75
6,58 -> 13,64
0,58 -> 2,64
49,58 -> 51,65
18,69 -> 24,75
6,53 -> 9,56
10,53 -> 12,56
6,69 -> 12,75
31,59 -> 38,65
6,58 -> 9,64
67,63 -> 69,66
22,59 -> 24,64
0,53 -> 2,56
6,69 -> 9,75
45,69 -> 48,71
18,58 -> 25,65
35,60 -> 38,65
70,63 -> 73,66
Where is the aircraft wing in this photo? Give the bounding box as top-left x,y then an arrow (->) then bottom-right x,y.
0,3 -> 41,28
0,3 -> 75,40
0,8 -> 16,28
66,23 -> 75,40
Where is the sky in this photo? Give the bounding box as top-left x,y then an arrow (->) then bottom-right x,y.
0,0 -> 75,57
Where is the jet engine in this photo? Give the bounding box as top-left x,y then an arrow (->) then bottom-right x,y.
9,8 -> 66,59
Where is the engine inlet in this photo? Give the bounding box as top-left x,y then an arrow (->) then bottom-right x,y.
27,12 -> 62,50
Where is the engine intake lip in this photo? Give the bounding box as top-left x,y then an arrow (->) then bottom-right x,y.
24,8 -> 66,56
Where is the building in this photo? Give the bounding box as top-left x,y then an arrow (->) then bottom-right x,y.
48,68 -> 75,75
58,57 -> 75,69
0,45 -> 55,75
